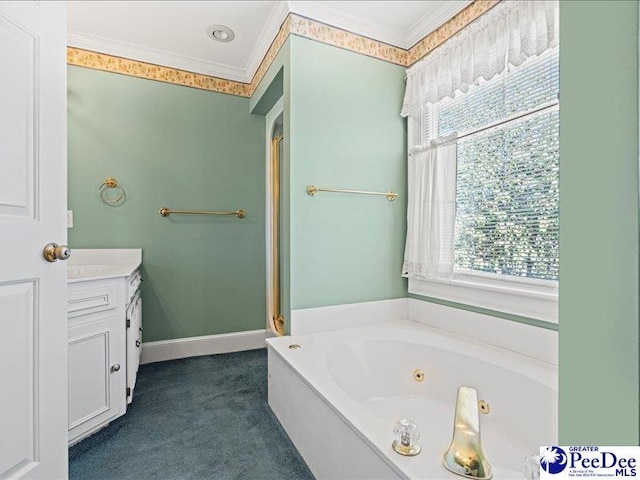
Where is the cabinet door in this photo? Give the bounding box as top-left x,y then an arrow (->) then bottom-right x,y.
68,313 -> 125,444
135,294 -> 142,374
126,293 -> 142,404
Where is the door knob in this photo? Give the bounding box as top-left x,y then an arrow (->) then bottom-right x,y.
110,364 -> 121,373
43,243 -> 71,262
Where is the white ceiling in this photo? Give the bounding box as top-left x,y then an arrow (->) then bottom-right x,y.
68,1 -> 470,83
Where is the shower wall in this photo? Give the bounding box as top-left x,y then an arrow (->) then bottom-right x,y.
67,66 -> 266,342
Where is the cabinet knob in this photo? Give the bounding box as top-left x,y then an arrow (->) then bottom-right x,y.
135,340 -> 141,348
110,364 -> 121,373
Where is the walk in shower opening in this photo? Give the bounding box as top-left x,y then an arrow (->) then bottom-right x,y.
267,105 -> 284,336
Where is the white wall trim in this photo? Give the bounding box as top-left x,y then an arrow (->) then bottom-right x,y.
290,298 -> 407,336
68,1 -> 287,85
405,1 -> 470,49
245,1 -> 289,82
408,274 -> 558,324
68,2 -> 472,84
67,31 -> 249,83
287,1 -> 407,48
140,329 -> 266,364
287,1 -> 470,50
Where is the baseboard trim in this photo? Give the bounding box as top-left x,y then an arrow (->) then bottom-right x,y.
140,329 -> 267,364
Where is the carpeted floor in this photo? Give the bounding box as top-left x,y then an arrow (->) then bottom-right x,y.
69,349 -> 315,480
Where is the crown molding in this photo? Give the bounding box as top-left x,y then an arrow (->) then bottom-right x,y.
67,31 -> 249,83
244,1 -> 290,82
286,1 -> 473,50
289,14 -> 406,66
67,1 -> 495,96
406,1 -> 472,48
286,1 -> 407,48
406,0 -> 498,66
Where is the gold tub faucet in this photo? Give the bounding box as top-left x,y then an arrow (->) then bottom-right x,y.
442,386 -> 492,479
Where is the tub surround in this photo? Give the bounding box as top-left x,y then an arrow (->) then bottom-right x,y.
407,299 -> 558,366
290,298 -> 407,336
291,298 -> 558,365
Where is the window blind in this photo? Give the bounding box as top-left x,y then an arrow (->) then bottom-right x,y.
437,49 -> 560,138
427,48 -> 560,281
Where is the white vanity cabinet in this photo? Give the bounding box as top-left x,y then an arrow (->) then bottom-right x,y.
67,249 -> 142,445
68,277 -> 127,444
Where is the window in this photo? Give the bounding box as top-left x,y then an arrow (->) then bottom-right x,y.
410,49 -> 559,322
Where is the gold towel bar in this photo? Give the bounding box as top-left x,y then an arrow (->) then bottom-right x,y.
159,208 -> 246,218
306,185 -> 398,201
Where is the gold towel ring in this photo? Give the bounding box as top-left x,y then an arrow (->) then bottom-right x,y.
99,177 -> 125,205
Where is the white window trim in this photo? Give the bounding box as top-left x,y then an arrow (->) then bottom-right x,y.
409,273 -> 558,324
406,70 -> 559,324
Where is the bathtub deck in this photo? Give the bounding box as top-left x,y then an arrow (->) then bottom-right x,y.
267,320 -> 557,480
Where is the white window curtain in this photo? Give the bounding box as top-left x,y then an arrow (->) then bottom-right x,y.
401,0 -> 559,119
401,0 -> 559,282
402,136 -> 457,280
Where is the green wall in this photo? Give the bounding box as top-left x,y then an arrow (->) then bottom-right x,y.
559,1 -> 639,443
68,66 -> 265,342
288,36 -> 407,309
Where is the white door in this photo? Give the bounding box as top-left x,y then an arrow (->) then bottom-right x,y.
0,1 -> 68,479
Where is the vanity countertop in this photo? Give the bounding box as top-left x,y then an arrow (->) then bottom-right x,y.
68,248 -> 142,283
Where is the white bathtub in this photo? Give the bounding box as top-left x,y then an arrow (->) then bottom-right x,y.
266,319 -> 557,480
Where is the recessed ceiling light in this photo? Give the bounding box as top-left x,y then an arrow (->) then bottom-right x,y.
206,25 -> 235,43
